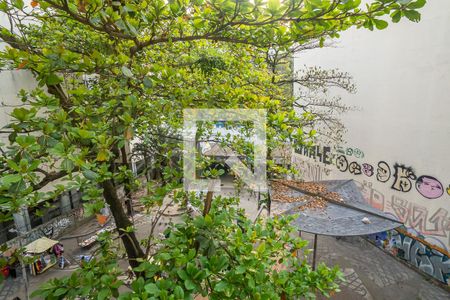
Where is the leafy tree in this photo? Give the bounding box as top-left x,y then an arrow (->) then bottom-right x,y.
33,196 -> 343,299
0,0 -> 425,298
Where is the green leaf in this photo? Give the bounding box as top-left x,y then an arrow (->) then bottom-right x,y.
236,265 -> 246,274
408,0 -> 426,9
144,283 -> 160,295
391,10 -> 402,23
16,135 -> 36,148
267,0 -> 280,14
174,286 -> 184,299
97,289 -> 110,300
1,174 -> 22,186
61,159 -> 74,172
11,107 -> 36,121
96,149 -> 109,162
159,252 -> 171,260
184,279 -> 196,290
82,170 -> 99,181
143,76 -> 153,88
46,74 -> 63,86
177,269 -> 188,280
404,10 -> 421,22
373,19 -> 388,30
7,160 -> 20,172
319,37 -> 325,47
257,241 -> 266,254
12,0 -> 24,10
9,179 -> 26,194
0,1 -> 8,11
121,66 -> 133,78
204,214 -> 213,225
214,281 -> 228,292
53,288 -> 67,296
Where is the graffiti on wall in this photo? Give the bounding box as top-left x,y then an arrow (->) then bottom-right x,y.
341,157 -> 441,197
416,176 -> 445,199
292,153 -> 332,182
356,180 -> 450,250
362,163 -> 374,177
353,159 -> 445,200
295,145 -> 448,200
295,145 -> 333,165
294,145 -> 450,284
6,207 -> 85,249
336,146 -> 365,159
376,161 -> 390,183
42,217 -> 73,239
368,230 -> 450,284
391,164 -> 416,193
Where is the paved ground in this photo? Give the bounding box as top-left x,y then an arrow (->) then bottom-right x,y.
305,233 -> 449,300
2,179 -> 449,299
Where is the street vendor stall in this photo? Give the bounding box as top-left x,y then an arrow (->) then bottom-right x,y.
24,237 -> 59,275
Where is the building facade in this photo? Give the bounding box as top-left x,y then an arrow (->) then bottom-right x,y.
293,1 -> 450,284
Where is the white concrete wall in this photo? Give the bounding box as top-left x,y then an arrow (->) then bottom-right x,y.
293,1 -> 450,252
0,13 -> 10,51
0,70 -> 37,142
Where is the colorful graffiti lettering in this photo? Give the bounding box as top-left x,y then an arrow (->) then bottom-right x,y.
391,196 -> 450,238
362,163 -> 374,177
296,145 -> 448,200
391,164 -> 416,192
356,180 -> 450,248
376,161 -> 391,183
368,231 -> 450,284
414,175 -> 444,199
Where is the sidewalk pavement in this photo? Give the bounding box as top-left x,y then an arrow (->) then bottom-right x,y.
305,233 -> 449,300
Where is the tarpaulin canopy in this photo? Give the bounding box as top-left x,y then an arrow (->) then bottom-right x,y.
25,237 -> 59,254
270,180 -> 403,236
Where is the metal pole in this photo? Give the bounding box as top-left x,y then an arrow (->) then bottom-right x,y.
312,234 -> 317,271
68,190 -> 74,209
19,234 -> 30,300
297,231 -> 302,260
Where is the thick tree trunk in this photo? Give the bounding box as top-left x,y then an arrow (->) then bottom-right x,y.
202,191 -> 214,216
120,146 -> 133,216
102,179 -> 144,269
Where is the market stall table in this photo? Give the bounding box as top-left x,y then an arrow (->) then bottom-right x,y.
24,237 -> 59,275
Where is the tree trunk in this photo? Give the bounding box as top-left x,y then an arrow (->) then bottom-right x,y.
102,179 -> 144,269
143,154 -> 150,183
202,191 -> 214,216
120,146 -> 133,216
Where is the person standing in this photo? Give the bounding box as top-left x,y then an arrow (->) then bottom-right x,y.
52,243 -> 65,268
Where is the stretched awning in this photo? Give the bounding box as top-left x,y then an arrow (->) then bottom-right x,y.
270,180 -> 402,236
25,237 -> 59,254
